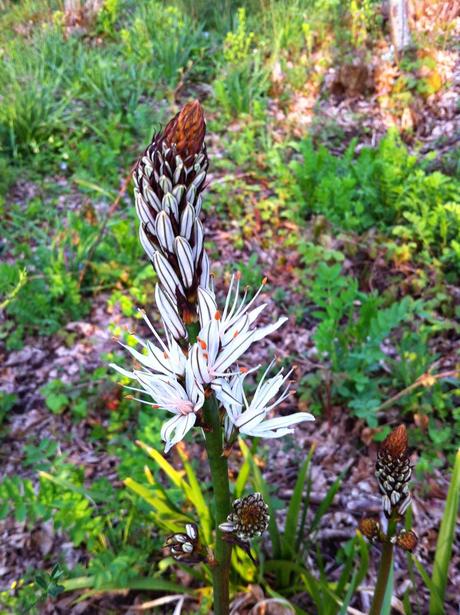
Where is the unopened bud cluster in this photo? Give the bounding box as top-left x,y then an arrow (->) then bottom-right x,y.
164,523 -> 201,563
219,493 -> 270,542
134,101 -> 210,337
359,425 -> 417,553
375,424 -> 412,517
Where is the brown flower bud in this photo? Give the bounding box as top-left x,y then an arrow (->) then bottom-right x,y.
359,517 -> 382,542
394,529 -> 418,552
381,424 -> 408,459
163,100 -> 206,160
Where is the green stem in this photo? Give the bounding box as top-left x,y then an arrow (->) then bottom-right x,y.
203,394 -> 232,615
186,321 -> 231,614
369,516 -> 397,615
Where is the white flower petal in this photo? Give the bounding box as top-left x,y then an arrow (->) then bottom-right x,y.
162,413 -> 196,453
192,219 -> 204,263
213,330 -> 255,374
252,316 -> 288,342
139,225 -> 156,261
197,287 -> 217,327
199,251 -> 210,289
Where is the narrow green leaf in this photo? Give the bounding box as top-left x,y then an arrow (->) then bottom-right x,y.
176,447 -> 212,544
284,444 -> 315,557
429,449 -> 460,615
62,575 -> 188,594
381,557 -> 394,615
239,438 -> 281,558
123,478 -> 190,528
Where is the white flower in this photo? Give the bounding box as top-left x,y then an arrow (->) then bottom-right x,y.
190,274 -> 287,384
110,318 -> 204,453
114,309 -> 186,378
217,361 -> 314,439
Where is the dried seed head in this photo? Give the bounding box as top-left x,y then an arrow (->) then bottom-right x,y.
376,425 -> 412,518
358,518 -> 382,543
163,100 -> 206,160
393,529 -> 418,552
164,523 -> 201,562
219,493 -> 270,541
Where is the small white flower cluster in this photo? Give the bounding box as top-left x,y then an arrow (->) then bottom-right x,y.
111,273 -> 314,453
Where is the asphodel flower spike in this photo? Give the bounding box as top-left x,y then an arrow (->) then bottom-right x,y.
375,424 -> 412,517
134,100 -> 211,337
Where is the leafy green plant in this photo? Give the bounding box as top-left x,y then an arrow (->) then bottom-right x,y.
290,132 -> 460,274
213,8 -> 269,117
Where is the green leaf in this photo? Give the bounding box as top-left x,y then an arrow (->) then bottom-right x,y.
45,392 -> 69,414
239,438 -> 282,558
283,443 -> 315,557
429,449 -> 460,615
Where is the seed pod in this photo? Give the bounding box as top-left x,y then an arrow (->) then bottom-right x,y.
375,425 -> 412,518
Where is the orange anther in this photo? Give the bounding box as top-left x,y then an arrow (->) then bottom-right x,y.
235,271 -> 241,280
164,351 -> 169,359
262,276 -> 268,285
198,338 -> 207,350
215,310 -> 221,321
240,367 -> 249,373
151,404 -> 160,409
233,330 -> 239,338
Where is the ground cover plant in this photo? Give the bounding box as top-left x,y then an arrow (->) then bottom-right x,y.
0,0 -> 459,613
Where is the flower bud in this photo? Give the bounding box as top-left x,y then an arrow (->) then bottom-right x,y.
392,529 -> 418,552
164,523 -> 201,562
219,493 -> 270,541
375,425 -> 412,518
358,518 -> 382,543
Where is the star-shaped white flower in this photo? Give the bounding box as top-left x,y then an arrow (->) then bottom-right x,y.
215,361 -> 314,439
116,309 -> 187,378
110,315 -> 204,453
190,274 -> 288,385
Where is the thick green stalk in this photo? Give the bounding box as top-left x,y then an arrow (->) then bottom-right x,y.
186,321 -> 231,614
203,394 -> 232,615
369,517 -> 397,615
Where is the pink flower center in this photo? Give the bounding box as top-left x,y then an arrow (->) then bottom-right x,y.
176,399 -> 195,415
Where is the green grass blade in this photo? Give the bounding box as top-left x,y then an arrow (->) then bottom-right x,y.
381,555 -> 394,615
239,438 -> 282,558
176,447 -> 212,544
429,449 -> 460,615
284,444 -> 315,557
309,463 -> 351,534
